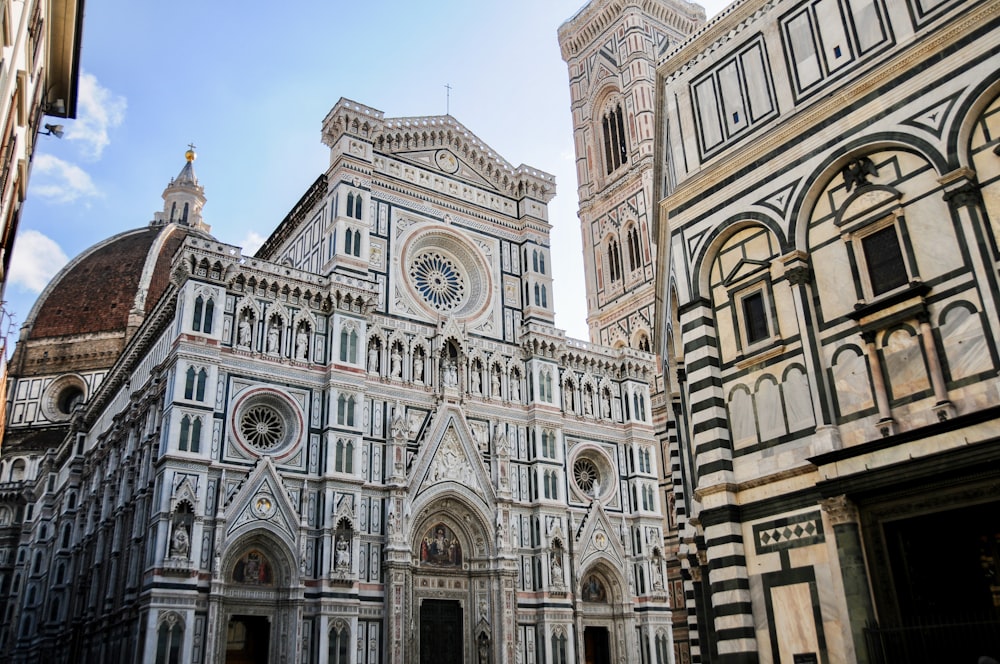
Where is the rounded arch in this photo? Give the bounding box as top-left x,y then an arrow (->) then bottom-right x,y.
691,213 -> 786,299
789,134 -> 948,251
949,78 -> 1000,169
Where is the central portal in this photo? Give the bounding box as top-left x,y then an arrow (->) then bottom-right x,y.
225,614 -> 270,664
584,626 -> 611,664
420,599 -> 463,664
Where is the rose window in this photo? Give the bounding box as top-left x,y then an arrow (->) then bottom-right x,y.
409,251 -> 466,312
240,405 -> 284,451
231,389 -> 301,459
573,458 -> 601,495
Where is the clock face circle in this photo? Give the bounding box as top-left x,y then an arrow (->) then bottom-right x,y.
435,149 -> 459,174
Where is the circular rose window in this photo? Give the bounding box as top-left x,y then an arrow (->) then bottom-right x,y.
570,448 -> 614,501
573,458 -> 600,496
401,228 -> 491,320
409,251 -> 466,312
231,389 -> 302,459
240,405 -> 284,451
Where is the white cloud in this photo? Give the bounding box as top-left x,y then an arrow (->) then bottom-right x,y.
239,231 -> 266,257
8,230 -> 69,293
66,72 -> 126,160
30,153 -> 100,203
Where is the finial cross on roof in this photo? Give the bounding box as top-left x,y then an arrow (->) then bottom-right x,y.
188,142 -> 197,152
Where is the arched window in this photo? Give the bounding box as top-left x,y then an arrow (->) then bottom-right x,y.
184,367 -> 196,399
196,369 -> 207,401
155,615 -> 184,664
534,283 -> 541,306
627,225 -> 641,272
552,630 -> 569,664
351,230 -> 361,257
192,295 -> 214,332
329,622 -> 350,664
346,192 -> 355,218
607,238 -> 622,282
602,103 -> 629,174
539,251 -> 546,275
335,439 -> 354,474
340,327 -> 359,363
540,285 -> 548,308
179,416 -> 202,453
354,193 -> 362,219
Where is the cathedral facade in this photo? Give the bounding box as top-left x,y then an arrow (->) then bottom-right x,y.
652,0 -> 1000,662
0,98 -> 669,663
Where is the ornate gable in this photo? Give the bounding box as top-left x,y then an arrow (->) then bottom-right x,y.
410,405 -> 496,507
221,457 -> 300,545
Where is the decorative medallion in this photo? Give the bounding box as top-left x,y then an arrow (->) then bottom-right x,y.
252,493 -> 276,519
240,404 -> 284,451
435,149 -> 459,174
594,531 -> 608,551
229,388 -> 303,461
399,227 -> 493,320
574,458 -> 600,496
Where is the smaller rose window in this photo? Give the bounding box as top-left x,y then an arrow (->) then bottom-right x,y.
573,458 -> 601,496
409,251 -> 466,312
240,405 -> 284,451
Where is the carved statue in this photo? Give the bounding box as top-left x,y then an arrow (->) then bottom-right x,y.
295,328 -> 309,360
238,317 -> 252,347
170,524 -> 190,557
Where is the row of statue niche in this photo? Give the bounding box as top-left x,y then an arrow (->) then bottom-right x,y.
366,343 -> 521,400
236,312 -> 310,361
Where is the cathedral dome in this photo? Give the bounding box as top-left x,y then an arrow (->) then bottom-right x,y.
10,150 -> 213,378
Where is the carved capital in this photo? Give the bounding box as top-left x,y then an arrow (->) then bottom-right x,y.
786,265 -> 812,286
943,182 -> 983,211
821,494 -> 859,526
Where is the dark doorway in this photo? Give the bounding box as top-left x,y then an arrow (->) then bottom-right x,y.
420,599 -> 462,664
584,626 -> 610,664
866,499 -> 1000,663
226,614 -> 270,664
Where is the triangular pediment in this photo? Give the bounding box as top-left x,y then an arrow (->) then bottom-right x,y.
222,457 -> 300,543
574,499 -> 627,568
373,114 -> 555,203
409,405 -> 495,505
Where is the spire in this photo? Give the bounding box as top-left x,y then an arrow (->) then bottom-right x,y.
152,146 -> 210,232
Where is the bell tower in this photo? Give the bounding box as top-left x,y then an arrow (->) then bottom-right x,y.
557,1 -> 702,350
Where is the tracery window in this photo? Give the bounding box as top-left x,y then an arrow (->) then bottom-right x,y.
339,325 -> 359,363
329,622 -> 350,664
627,225 -> 641,272
183,367 -> 208,401
154,614 -> 183,664
335,439 -> 354,473
337,394 -> 357,427
602,103 -> 628,174
178,415 -> 202,453
192,295 -> 214,333
607,237 -> 623,283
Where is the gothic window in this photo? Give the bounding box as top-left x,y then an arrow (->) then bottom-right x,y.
632,390 -> 646,421
655,630 -> 671,664
534,283 -> 548,308
339,325 -> 359,363
627,225 -> 641,272
329,622 -> 350,664
335,439 -> 354,474
543,470 -> 558,500
573,458 -> 600,496
192,295 -> 214,333
636,332 -> 651,353
552,630 -> 569,664
607,237 -> 623,283
337,394 -> 357,427
346,191 -> 363,220
183,367 -> 208,401
541,429 -> 556,458
154,614 -> 183,664
602,102 -> 629,174
345,228 -> 362,257
178,415 -> 202,453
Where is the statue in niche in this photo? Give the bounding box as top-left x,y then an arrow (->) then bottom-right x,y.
550,554 -> 563,587
491,370 -> 500,397
471,366 -> 482,393
237,315 -> 252,347
444,360 -> 459,388
266,321 -> 280,354
509,373 -> 520,401
295,327 -> 309,360
170,524 -> 190,557
368,344 -> 379,373
335,536 -> 351,570
413,351 -> 424,382
391,346 -> 402,378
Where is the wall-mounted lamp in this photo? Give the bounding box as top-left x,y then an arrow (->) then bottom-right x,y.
39,123 -> 64,138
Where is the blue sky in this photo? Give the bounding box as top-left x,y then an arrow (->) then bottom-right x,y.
7,0 -> 729,344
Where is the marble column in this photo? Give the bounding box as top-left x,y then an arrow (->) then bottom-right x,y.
821,495 -> 875,664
